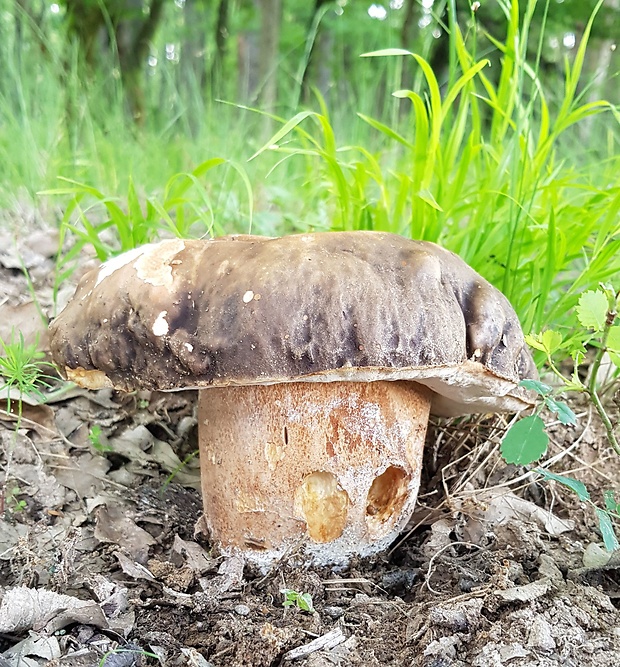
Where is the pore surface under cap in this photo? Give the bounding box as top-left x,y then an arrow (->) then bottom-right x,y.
49,231 -> 536,415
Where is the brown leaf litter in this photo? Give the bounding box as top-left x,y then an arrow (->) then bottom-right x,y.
0,229 -> 619,665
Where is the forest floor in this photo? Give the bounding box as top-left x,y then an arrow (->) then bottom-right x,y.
1,225 -> 620,667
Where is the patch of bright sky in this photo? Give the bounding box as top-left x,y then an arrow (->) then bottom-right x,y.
563,32 -> 576,49
418,0 -> 435,29
50,3 -> 60,13
165,44 -> 179,63
368,4 -> 387,20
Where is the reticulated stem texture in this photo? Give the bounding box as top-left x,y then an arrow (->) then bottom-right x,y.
198,380 -> 432,566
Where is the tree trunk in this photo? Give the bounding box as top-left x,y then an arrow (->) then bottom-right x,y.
209,0 -> 230,97
117,0 -> 165,123
256,0 -> 282,114
299,0 -> 331,105
62,0 -> 165,124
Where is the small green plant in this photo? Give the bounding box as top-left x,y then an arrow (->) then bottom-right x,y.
281,588 -> 315,613
0,333 -> 54,414
4,485 -> 27,513
0,334 -> 54,518
536,471 -> 620,552
503,284 -> 620,465
501,284 -> 620,548
88,425 -> 113,453
500,379 -> 576,466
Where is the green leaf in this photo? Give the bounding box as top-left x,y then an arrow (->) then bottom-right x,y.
524,331 -> 563,355
576,290 -> 608,331
525,333 -> 547,352
544,397 -> 577,426
281,589 -> 314,613
417,189 -> 443,211
501,416 -> 549,465
595,509 -> 620,552
297,592 -> 315,613
519,379 -> 552,395
609,351 -> 620,369
537,470 -> 590,501
606,326 -> 620,352
541,330 -> 563,354
604,490 -> 617,512
361,48 -> 412,58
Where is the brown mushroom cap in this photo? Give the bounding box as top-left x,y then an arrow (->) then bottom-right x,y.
49,231 -> 536,415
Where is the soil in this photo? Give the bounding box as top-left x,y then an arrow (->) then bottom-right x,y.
1,226 -> 620,667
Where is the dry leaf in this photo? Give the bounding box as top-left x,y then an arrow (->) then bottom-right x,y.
456,489 -> 574,540
0,302 -> 48,350
9,463 -> 66,509
94,504 -> 156,562
3,634 -> 61,665
171,535 -> 217,574
114,551 -> 156,582
53,453 -> 111,499
0,587 -> 105,634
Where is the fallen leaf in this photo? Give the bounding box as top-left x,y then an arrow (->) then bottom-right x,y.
10,462 -> 67,509
3,634 -> 61,665
494,581 -> 550,603
24,229 -> 60,259
94,504 -> 156,562
0,520 -> 29,561
0,302 -> 48,350
0,587 -> 106,634
171,535 -> 217,574
53,453 -> 111,499
114,551 -> 156,582
107,425 -> 200,487
457,489 -> 574,538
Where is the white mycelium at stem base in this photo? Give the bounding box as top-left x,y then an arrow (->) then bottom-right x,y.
198,380 -> 432,565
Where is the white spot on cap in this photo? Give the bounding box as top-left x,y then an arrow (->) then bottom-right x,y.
184,342 -> 194,352
135,238 -> 186,288
243,290 -> 254,303
96,246 -> 149,287
153,311 -> 169,336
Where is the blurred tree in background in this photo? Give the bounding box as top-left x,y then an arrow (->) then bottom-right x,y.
8,0 -> 619,125
0,0 -> 616,203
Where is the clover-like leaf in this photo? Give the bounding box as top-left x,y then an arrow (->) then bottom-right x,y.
525,333 -> 546,352
537,470 -> 590,501
606,326 -> 620,352
544,397 -> 577,426
541,329 -> 563,354
576,290 -> 608,331
519,379 -> 552,395
501,415 -> 548,465
595,509 -> 620,553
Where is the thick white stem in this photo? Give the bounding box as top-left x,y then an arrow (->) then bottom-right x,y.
198,380 -> 431,566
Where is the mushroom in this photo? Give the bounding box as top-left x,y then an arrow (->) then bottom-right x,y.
49,232 -> 537,565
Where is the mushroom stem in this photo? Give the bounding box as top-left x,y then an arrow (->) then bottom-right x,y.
198,380 -> 432,565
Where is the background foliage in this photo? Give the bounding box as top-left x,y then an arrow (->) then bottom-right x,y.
1,0 -> 619,333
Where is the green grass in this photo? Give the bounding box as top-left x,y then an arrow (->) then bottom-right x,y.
247,0 -> 620,335
0,333 -> 53,412
2,0 -> 618,343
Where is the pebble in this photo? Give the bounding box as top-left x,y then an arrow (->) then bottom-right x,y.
234,604 -> 251,616
527,617 -> 556,652
323,606 -> 345,619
